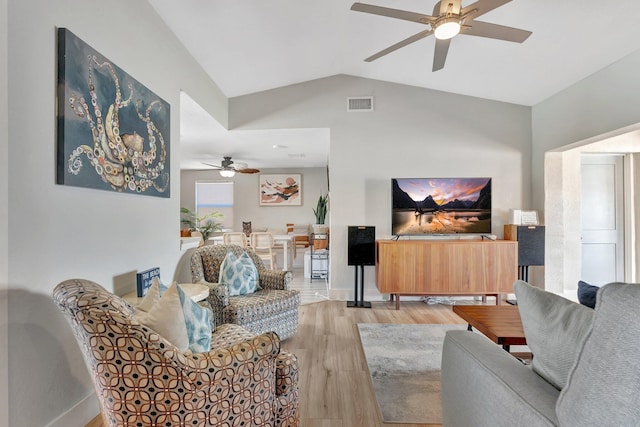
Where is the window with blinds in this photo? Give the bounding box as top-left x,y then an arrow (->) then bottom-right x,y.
195,181 -> 234,230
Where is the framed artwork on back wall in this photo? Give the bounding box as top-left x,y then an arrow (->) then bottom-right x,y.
259,174 -> 301,206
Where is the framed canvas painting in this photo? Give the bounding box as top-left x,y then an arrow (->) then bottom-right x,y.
56,28 -> 170,197
260,174 -> 302,206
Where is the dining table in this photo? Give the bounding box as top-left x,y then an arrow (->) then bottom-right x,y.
209,234 -> 295,270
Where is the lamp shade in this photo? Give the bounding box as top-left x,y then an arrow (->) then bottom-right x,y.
219,169 -> 235,178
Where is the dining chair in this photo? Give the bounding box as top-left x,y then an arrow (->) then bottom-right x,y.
250,232 -> 278,270
223,231 -> 248,247
242,221 -> 252,238
287,223 -> 310,250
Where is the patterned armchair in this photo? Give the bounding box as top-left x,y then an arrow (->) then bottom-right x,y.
52,279 -> 299,427
190,244 -> 300,340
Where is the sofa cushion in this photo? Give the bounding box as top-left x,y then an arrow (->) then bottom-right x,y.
442,330 -> 560,427
514,281 -> 593,390
577,280 -> 598,309
219,251 -> 260,296
556,283 -> 640,426
135,282 -> 212,353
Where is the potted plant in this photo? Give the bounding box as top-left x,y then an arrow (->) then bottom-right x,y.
313,194 -> 329,249
180,213 -> 193,237
180,207 -> 224,241
313,193 -> 328,224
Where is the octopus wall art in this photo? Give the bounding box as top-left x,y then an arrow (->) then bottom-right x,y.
56,28 -> 170,197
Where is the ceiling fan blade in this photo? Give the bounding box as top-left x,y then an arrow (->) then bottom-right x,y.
462,20 -> 531,43
432,38 -> 451,71
365,28 -> 434,62
202,162 -> 222,170
237,168 -> 260,174
461,0 -> 512,21
351,3 -> 435,25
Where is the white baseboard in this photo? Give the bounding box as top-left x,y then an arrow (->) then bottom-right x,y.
46,392 -> 99,427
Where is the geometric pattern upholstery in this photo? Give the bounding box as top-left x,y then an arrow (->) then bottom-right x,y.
190,244 -> 300,340
208,324 -> 300,400
52,278 -> 299,427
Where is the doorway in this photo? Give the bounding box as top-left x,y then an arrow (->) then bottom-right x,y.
580,155 -> 625,285
544,126 -> 640,297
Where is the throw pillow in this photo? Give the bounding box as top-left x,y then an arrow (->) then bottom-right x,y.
134,282 -> 211,354
136,276 -> 169,312
219,251 -> 259,296
557,282 -> 640,426
514,280 -> 593,390
577,280 -> 599,309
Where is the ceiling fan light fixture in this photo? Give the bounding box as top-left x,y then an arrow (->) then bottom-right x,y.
433,17 -> 461,40
219,169 -> 235,178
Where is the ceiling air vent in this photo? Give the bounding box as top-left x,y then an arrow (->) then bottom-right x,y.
347,96 -> 374,112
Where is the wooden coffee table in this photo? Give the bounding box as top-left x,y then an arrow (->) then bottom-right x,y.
452,305 -> 527,352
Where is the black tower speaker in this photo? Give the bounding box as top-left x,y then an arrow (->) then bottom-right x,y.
348,226 -> 376,266
516,225 -> 545,266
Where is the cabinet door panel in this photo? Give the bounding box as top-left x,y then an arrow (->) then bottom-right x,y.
376,240 -> 517,295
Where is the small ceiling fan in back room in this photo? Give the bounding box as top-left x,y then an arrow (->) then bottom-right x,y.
202,156 -> 260,177
350,0 -> 532,71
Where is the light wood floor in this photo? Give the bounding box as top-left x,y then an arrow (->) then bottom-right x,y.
87,299 -> 467,427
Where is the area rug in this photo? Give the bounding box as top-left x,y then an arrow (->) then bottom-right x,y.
357,323 -> 466,424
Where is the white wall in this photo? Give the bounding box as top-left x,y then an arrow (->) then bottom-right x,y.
6,0 -> 227,425
542,130 -> 640,295
532,48 -> 640,213
1,0 -> 9,424
230,75 -> 532,299
532,49 -> 640,295
181,167 -> 329,233
634,153 -> 640,280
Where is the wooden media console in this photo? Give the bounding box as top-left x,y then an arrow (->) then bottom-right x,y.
376,239 -> 518,309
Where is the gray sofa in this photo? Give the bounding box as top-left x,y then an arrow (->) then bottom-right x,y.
441,280 -> 640,427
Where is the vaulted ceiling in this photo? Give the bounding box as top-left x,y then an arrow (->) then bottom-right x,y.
148,0 -> 640,169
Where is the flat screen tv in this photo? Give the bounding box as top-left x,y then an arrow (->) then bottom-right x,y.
392,177 -> 492,235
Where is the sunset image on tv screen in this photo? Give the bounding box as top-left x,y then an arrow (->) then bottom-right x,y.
392,178 -> 491,235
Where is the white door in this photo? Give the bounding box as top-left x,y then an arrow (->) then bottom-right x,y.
580,155 -> 625,285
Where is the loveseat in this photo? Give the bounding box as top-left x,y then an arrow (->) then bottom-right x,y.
441,280 -> 640,426
53,279 -> 299,426
191,244 -> 300,340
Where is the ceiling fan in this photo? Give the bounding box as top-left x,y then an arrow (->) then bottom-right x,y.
203,156 -> 260,177
351,0 -> 532,71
